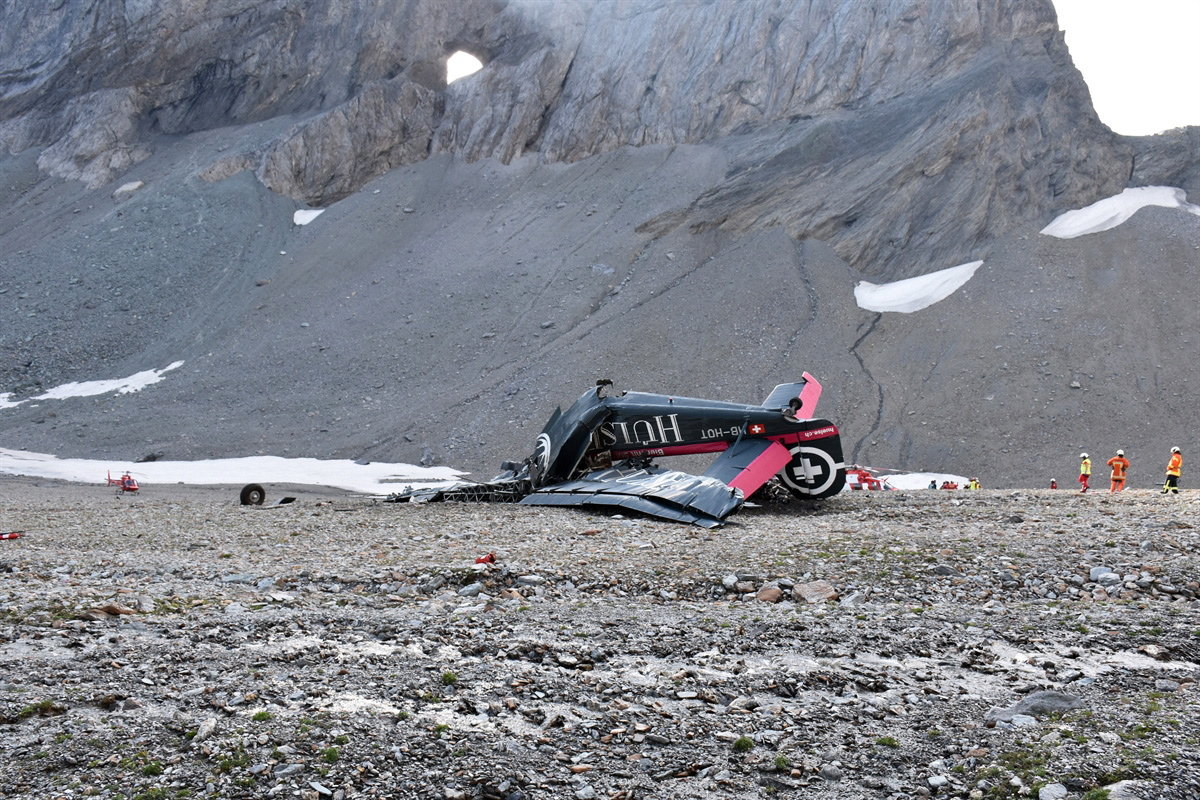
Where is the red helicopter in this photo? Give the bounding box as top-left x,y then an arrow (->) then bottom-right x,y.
844,464 -> 895,491
106,470 -> 140,494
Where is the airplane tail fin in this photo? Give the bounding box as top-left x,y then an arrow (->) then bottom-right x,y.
761,371 -> 822,418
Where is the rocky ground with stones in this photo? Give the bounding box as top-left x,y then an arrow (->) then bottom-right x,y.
1,480 -> 1198,800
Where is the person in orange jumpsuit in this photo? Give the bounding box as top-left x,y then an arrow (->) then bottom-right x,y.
1106,450 -> 1130,492
1162,447 -> 1182,494
1078,453 -> 1091,493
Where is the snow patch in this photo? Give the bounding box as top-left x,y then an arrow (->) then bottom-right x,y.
35,360 -> 184,400
293,208 -> 325,225
2,362 -> 185,410
112,180 -> 144,199
0,449 -> 463,495
1040,186 -> 1200,238
884,472 -> 972,490
854,261 -> 982,314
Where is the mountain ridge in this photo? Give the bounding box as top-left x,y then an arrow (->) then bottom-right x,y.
1,0 -> 1197,486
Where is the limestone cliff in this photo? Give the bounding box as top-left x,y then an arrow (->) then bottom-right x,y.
2,0 -> 1189,278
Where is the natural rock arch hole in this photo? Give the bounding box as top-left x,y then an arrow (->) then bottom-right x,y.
446,50 -> 484,84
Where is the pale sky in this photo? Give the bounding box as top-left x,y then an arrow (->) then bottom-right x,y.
1053,0 -> 1200,135
447,51 -> 483,84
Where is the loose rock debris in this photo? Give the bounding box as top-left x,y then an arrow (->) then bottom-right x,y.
0,486 -> 1197,799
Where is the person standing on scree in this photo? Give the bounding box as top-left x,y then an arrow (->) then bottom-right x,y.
1106,449 -> 1130,493
1078,453 -> 1091,493
1162,447 -> 1182,495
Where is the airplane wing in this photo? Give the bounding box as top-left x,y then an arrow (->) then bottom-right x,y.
703,438 -> 793,497
520,465 -> 743,527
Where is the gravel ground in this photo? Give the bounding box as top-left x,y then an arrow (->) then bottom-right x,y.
1,480 -> 1198,800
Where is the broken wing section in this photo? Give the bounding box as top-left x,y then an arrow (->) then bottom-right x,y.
704,438 -> 794,497
520,465 -> 744,528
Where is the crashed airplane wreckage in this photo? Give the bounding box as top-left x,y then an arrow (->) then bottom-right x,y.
389,374 -> 846,527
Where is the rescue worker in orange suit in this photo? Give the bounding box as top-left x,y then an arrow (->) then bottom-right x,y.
1162,447 -> 1182,494
1078,453 -> 1091,493
1106,450 -> 1130,492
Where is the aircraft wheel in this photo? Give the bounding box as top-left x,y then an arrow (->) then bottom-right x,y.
240,483 -> 266,506
778,445 -> 845,499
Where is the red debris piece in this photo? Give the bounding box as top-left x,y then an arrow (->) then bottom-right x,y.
475,553 -> 497,564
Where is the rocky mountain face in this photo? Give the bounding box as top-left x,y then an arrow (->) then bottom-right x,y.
6,0 -> 1187,277
0,0 -> 1197,485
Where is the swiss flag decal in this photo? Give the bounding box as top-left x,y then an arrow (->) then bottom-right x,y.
748,423 -> 766,434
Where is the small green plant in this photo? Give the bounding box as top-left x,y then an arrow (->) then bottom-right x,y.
1122,722 -> 1159,740
132,790 -> 171,800
732,736 -> 754,753
433,724 -> 450,737
17,699 -> 63,719
141,762 -> 164,776
333,734 -> 349,745
321,747 -> 339,763
252,711 -> 273,722
441,671 -> 458,686
875,736 -> 900,748
216,749 -> 250,773
773,754 -> 791,770
1082,790 -> 1111,800
998,748 -> 1048,777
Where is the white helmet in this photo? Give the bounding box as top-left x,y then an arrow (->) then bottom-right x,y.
1172,446 -> 1180,453
1080,452 -> 1088,459
1116,449 -> 1124,456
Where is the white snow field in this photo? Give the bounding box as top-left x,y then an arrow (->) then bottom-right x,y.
854,261 -> 983,313
884,471 -> 973,491
0,448 -> 462,495
1040,186 -> 1200,238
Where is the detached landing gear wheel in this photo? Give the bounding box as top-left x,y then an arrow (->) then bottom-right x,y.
240,484 -> 266,506
778,445 -> 846,499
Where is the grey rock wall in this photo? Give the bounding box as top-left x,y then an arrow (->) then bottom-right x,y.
4,0 -> 1191,277
0,0 -> 496,188
1,0 -> 1192,273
